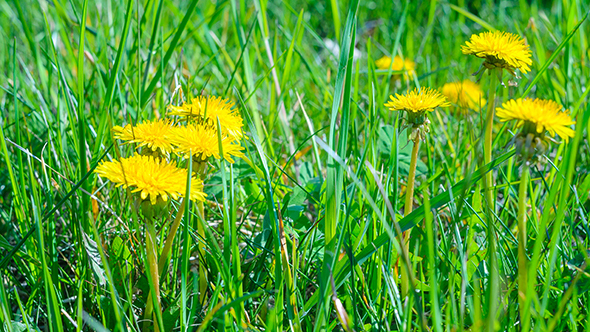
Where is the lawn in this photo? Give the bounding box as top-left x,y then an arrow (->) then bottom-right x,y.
1,0 -> 589,331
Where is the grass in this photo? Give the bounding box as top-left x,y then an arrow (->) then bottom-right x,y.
1,0 -> 590,331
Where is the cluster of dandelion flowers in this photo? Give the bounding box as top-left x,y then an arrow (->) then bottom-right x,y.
170,123 -> 245,163
95,154 -> 207,205
496,98 -> 575,159
462,31 -> 532,77
441,80 -> 486,111
168,96 -> 244,140
113,119 -> 176,157
375,55 -> 416,77
385,87 -> 450,141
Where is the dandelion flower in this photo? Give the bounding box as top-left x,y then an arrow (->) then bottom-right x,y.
385,87 -> 450,141
496,98 -> 575,141
95,154 -> 206,205
168,96 -> 244,140
170,123 -> 244,163
385,87 -> 451,113
113,119 -> 175,156
441,80 -> 486,111
461,31 -> 532,75
375,55 -> 416,77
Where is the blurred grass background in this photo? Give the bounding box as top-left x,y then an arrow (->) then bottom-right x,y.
1,0 -> 589,331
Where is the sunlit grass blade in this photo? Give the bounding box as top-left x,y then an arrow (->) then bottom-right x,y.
423,188 -> 442,332
0,147 -> 112,269
235,87 -> 285,327
318,0 -> 359,328
91,0 -> 134,162
522,11 -> 588,98
28,157 -> 64,332
140,0 -> 199,108
447,3 -> 496,31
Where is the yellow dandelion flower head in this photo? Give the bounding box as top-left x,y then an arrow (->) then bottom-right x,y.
385,87 -> 451,113
461,31 -> 532,74
168,96 -> 244,140
441,80 -> 486,110
113,119 -> 175,155
95,155 -> 206,205
375,55 -> 416,74
496,98 -> 575,141
170,123 -> 245,163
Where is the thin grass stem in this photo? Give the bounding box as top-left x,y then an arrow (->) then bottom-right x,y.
517,163 -> 529,328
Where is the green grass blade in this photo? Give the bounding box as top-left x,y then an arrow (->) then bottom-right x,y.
318,0 -> 359,328
77,0 -> 90,234
522,11 -> 588,98
234,87 -> 285,327
141,0 -> 199,108
0,147 -> 112,269
447,3 -> 496,31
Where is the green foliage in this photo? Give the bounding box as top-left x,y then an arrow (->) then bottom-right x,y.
1,0 -> 589,331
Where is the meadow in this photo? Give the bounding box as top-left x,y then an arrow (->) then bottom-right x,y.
1,0 -> 589,331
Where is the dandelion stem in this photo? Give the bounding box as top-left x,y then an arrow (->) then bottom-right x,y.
157,162 -> 209,303
197,200 -> 208,303
404,138 -> 420,216
482,69 -> 499,332
401,137 -> 420,297
517,164 -> 529,325
483,70 -> 498,211
157,198 -> 186,276
145,218 -> 162,332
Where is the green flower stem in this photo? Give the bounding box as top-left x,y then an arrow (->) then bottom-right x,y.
197,200 -> 208,303
144,218 -> 162,332
517,164 -> 529,324
483,70 -> 498,211
157,163 -> 209,303
404,138 -> 420,216
157,198 -> 186,276
482,69 -> 499,332
401,137 -> 420,297
158,201 -> 208,305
